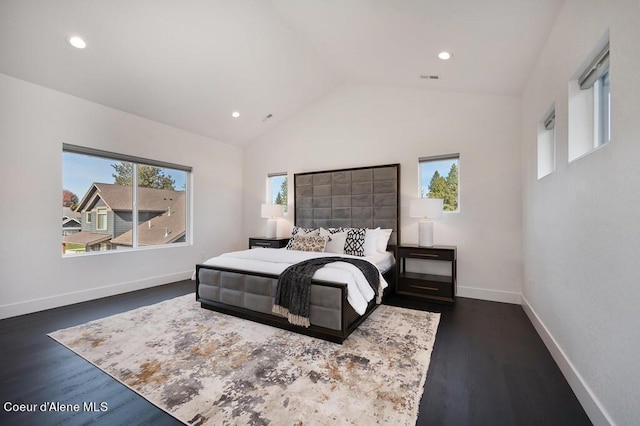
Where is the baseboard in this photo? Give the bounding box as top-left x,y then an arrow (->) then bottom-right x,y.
521,295 -> 613,426
456,285 -> 522,304
0,271 -> 193,320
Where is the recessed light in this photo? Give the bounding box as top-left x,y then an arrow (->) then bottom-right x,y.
438,51 -> 452,60
231,111 -> 240,118
68,36 -> 87,49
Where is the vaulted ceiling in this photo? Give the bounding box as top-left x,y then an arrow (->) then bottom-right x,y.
0,0 -> 563,145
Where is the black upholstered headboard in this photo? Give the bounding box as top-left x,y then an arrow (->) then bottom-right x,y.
293,164 -> 400,246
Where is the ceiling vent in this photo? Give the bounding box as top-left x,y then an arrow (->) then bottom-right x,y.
420,75 -> 440,80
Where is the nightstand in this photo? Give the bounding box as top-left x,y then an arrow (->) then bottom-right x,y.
248,237 -> 290,249
396,245 -> 457,304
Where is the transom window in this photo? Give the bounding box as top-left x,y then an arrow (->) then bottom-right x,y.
569,37 -> 610,161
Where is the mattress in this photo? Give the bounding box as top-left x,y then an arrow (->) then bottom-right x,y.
200,248 -> 394,315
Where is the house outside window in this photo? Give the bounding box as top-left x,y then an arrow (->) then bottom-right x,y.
62,144 -> 191,255
419,154 -> 459,212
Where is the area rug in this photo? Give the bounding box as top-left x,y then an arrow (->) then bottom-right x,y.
49,293 -> 440,425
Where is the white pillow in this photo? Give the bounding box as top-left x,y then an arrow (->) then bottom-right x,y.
377,228 -> 393,252
297,228 -> 319,237
363,227 -> 380,256
319,228 -> 348,254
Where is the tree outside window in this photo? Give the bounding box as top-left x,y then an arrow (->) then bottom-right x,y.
269,173 -> 288,213
420,155 -> 459,212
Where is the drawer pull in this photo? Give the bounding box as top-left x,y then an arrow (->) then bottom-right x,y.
410,285 -> 439,292
255,242 -> 271,246
409,252 -> 439,258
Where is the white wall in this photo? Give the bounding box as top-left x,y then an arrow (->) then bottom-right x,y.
0,73 -> 244,319
244,84 -> 523,303
521,1 -> 640,424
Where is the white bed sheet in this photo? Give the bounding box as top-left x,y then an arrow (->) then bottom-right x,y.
365,251 -> 396,274
200,248 -> 392,315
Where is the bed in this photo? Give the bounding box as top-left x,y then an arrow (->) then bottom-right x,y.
195,164 -> 400,343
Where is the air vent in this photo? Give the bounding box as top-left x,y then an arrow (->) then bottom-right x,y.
420,75 -> 440,80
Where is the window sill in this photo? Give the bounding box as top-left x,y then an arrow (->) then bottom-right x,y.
569,140 -> 610,164
62,241 -> 191,259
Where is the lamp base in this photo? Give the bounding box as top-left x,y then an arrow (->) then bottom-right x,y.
418,220 -> 434,247
266,219 -> 278,238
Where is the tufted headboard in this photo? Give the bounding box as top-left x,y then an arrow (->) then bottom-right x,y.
293,164 -> 400,246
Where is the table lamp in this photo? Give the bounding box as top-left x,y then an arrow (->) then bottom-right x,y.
409,198 -> 443,247
261,204 -> 284,238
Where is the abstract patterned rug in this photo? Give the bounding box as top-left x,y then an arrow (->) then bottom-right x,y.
49,294 -> 440,425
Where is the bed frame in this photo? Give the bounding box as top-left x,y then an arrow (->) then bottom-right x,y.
196,163 -> 400,343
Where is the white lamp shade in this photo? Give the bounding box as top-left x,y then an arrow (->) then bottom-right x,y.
261,203 -> 284,218
409,198 -> 443,219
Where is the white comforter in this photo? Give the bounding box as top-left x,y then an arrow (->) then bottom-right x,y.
201,248 -> 388,315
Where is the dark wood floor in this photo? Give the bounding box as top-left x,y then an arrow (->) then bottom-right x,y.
0,281 -> 591,425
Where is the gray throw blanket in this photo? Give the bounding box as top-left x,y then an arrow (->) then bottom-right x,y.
272,256 -> 380,328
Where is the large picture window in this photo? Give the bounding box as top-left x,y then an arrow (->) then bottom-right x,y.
419,154 -> 459,212
62,144 -> 191,255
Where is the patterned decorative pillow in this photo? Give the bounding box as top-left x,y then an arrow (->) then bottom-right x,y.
285,227 -> 318,249
325,227 -> 343,234
288,235 -> 328,252
343,228 -> 367,256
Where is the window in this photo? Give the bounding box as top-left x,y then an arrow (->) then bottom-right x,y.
267,172 -> 288,212
419,154 -> 459,212
96,208 -> 107,231
537,107 -> 556,179
62,144 -> 191,255
596,71 -> 610,146
569,38 -> 610,161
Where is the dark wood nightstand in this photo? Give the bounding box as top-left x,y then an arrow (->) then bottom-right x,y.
248,237 -> 290,249
396,245 -> 457,304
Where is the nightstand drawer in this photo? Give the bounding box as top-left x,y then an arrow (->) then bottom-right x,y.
251,240 -> 278,248
249,237 -> 289,249
397,247 -> 453,261
397,277 -> 453,299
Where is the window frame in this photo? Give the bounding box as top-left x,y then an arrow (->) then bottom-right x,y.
418,153 -> 460,213
96,208 -> 108,231
62,144 -> 192,257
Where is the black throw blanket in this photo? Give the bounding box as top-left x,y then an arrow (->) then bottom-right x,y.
272,256 -> 380,328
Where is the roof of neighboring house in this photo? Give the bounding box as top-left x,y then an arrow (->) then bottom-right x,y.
111,193 -> 186,246
62,217 -> 81,228
75,183 -> 185,213
63,232 -> 112,246
62,207 -> 81,220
